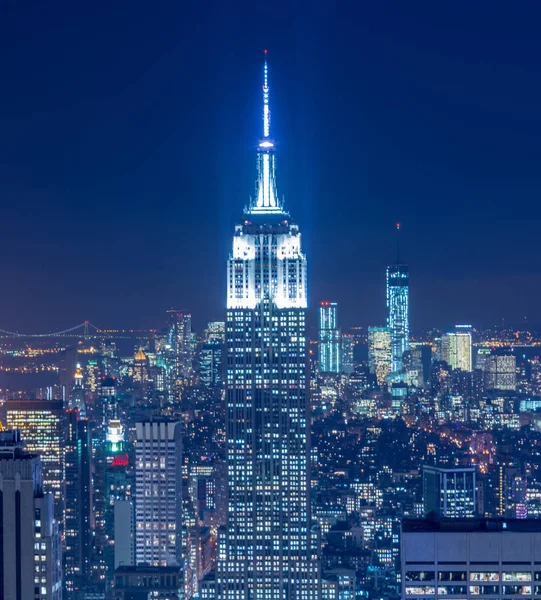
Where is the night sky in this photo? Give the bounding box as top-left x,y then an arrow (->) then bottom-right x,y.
2,1 -> 541,332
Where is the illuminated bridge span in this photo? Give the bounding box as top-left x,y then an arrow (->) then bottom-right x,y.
0,321 -> 154,340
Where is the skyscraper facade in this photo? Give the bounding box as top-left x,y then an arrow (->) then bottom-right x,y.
423,465 -> 477,518
386,247 -> 409,373
341,333 -> 355,375
6,399 -> 64,523
485,352 -> 517,391
442,325 -> 473,372
167,310 -> 193,379
319,302 -> 340,373
368,326 -> 392,387
64,409 -> 92,597
208,54 -> 320,599
135,421 -> 182,568
0,430 -> 62,600
199,340 -> 224,387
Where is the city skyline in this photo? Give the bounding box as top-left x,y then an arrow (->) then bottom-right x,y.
2,3 -> 541,331
4,6 -> 541,600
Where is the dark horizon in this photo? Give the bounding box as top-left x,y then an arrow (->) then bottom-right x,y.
2,2 -> 541,333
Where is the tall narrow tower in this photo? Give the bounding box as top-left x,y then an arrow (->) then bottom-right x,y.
209,52 -> 320,599
386,224 -> 409,373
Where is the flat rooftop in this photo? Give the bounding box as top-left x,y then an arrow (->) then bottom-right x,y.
403,518 -> 541,533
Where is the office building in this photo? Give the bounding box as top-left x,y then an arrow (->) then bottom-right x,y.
135,421 -> 182,567
6,399 -> 64,522
423,465 -> 477,518
64,409 -> 92,597
442,325 -> 473,372
319,302 -> 341,373
112,565 -> 182,600
204,321 -> 226,343
368,326 -> 392,387
114,499 -> 135,570
104,413 -> 134,583
167,310 -> 193,382
402,518 -> 541,599
205,54 -> 320,599
133,347 -> 148,388
68,363 -> 86,417
340,333 -> 355,374
0,430 -> 62,600
386,235 -> 409,373
485,352 -> 517,391
199,340 -> 224,387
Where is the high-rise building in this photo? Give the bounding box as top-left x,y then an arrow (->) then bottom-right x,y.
6,399 -> 64,522
386,228 -> 409,373
199,340 -> 224,387
204,321 -> 226,343
442,325 -> 473,372
104,410 -> 134,584
68,363 -> 86,417
204,53 -> 320,599
0,430 -> 62,600
319,302 -> 341,373
167,310 -> 193,381
135,421 -> 182,567
64,409 -> 92,597
133,347 -> 149,391
368,327 -> 392,387
423,465 -> 477,518
112,565 -> 182,600
485,352 -> 517,391
340,333 -> 355,374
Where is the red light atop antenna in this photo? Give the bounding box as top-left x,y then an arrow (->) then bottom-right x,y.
264,49 -> 268,54
396,222 -> 401,229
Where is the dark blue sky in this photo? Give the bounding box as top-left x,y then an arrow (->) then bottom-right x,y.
2,1 -> 541,332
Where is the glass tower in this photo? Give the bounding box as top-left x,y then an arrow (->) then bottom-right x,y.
209,53 -> 321,600
386,245 -> 409,372
319,302 -> 340,373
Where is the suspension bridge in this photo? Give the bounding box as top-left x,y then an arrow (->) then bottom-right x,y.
0,321 -> 154,340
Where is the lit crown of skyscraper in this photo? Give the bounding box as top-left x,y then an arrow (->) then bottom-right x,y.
228,51 -> 307,311
248,50 -> 283,215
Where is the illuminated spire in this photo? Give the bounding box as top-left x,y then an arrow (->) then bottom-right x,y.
262,50 -> 270,139
249,50 -> 282,214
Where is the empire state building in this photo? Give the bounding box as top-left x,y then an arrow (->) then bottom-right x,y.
202,54 -> 320,599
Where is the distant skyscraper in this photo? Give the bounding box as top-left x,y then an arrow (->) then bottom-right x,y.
368,326 -> 392,387
386,224 -> 409,372
64,409 -> 92,597
205,53 -> 320,599
442,325 -> 473,372
199,340 -> 223,387
6,399 -> 64,522
341,333 -> 355,374
485,352 -> 517,391
135,421 -> 182,567
423,465 -> 477,518
104,406 -> 133,584
319,302 -> 340,373
0,430 -> 62,600
68,363 -> 86,417
204,321 -> 226,343
167,310 -> 193,380
133,347 -> 149,389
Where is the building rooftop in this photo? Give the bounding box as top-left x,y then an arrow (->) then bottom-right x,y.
114,565 -> 181,575
403,517 -> 541,533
